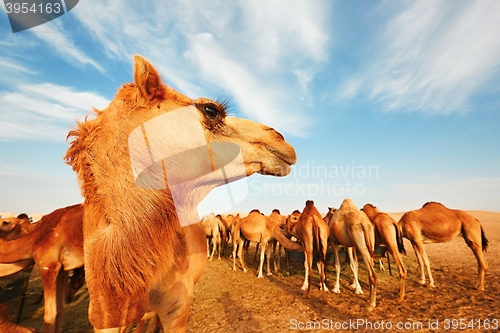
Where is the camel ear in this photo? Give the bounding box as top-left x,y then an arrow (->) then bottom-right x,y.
133,55 -> 165,100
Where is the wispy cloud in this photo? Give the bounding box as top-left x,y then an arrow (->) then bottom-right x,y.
0,83 -> 109,141
30,22 -> 104,73
337,0 -> 500,114
70,0 -> 330,136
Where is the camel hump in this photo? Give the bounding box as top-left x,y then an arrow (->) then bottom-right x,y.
422,201 -> 444,208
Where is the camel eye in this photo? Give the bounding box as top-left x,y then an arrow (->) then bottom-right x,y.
203,105 -> 219,118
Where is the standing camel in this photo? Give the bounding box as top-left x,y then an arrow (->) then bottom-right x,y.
398,202 -> 488,290
362,203 -> 407,301
0,204 -> 84,333
232,210 -> 302,278
286,201 -> 330,298
64,55 -> 297,332
202,214 -> 226,261
325,198 -> 377,311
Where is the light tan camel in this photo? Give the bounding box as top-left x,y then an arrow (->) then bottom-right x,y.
64,55 -> 297,332
0,204 -> 84,333
202,214 -> 226,260
232,210 -> 302,278
362,203 -> 407,301
398,202 -> 488,290
324,198 -> 377,311
286,201 -> 330,298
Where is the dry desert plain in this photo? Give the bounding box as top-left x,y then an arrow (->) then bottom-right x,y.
8,210 -> 500,332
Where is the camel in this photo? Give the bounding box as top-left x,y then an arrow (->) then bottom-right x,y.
0,204 -> 84,333
64,55 -> 297,332
286,201 -> 330,298
216,214 -> 234,256
202,214 -> 226,260
232,210 -> 302,278
268,209 -> 288,272
324,198 -> 377,311
398,202 -> 488,290
361,203 -> 407,301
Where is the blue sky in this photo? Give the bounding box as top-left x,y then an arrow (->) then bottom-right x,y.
1,0 -> 499,217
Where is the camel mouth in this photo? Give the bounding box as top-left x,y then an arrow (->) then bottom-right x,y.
250,144 -> 296,177
263,144 -> 297,166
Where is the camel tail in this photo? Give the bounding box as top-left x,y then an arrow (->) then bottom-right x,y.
312,221 -> 326,263
481,227 -> 489,252
394,223 -> 406,255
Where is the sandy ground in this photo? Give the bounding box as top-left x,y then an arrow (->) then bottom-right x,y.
5,211 -> 500,332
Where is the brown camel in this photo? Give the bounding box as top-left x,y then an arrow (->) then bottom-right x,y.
362,203 -> 407,301
398,202 -> 488,290
64,55 -> 297,332
0,204 -> 84,333
325,198 -> 377,311
202,214 -> 226,261
0,214 -> 37,240
286,201 -> 330,298
232,210 -> 302,278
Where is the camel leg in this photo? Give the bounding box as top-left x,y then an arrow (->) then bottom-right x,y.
275,243 -> 282,273
237,240 -> 248,273
463,234 -> 488,290
358,247 -> 377,311
257,241 -> 267,278
39,262 -> 65,333
217,237 -> 222,260
332,243 -> 341,293
348,248 -> 363,294
316,260 -> 328,291
301,254 -> 309,291
232,241 -> 238,271
206,239 -> 210,258
304,250 -> 314,298
388,247 -> 407,301
412,240 -> 434,287
266,242 -> 273,276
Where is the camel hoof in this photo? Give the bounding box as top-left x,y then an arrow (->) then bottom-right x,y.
355,289 -> 364,295
418,280 -> 426,285
243,268 -> 248,273
332,287 -> 340,293
300,285 -> 308,291
367,306 -> 375,312
267,272 -> 273,276
428,283 -> 436,288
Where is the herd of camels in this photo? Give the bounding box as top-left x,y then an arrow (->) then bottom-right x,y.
0,55 -> 489,333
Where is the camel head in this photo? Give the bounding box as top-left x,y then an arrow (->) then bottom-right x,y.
285,210 -> 301,236
0,218 -> 17,233
66,55 -> 297,226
